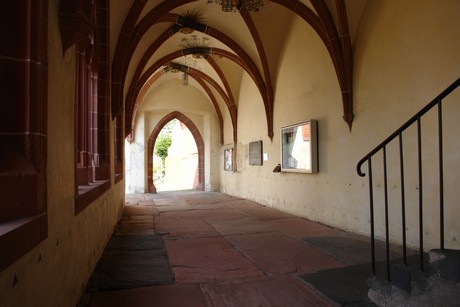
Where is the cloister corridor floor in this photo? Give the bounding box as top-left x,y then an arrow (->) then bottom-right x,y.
79,191 -> 392,306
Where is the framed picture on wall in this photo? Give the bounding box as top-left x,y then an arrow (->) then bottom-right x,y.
224,148 -> 233,171
280,120 -> 318,173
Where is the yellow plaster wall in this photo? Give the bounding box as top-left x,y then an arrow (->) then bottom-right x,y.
352,0 -> 460,249
0,1 -> 125,305
220,0 -> 460,250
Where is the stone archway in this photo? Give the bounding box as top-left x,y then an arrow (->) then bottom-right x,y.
147,111 -> 204,193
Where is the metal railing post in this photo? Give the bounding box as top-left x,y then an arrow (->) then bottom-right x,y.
438,101 -> 444,250
399,133 -> 407,265
383,146 -> 391,281
417,118 -> 424,272
368,158 -> 376,275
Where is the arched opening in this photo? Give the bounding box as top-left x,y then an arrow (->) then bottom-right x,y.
153,119 -> 198,191
147,111 -> 204,193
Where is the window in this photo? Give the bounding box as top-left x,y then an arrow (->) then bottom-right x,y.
114,111 -> 124,183
0,0 -> 48,271
75,41 -> 98,187
62,0 -> 111,214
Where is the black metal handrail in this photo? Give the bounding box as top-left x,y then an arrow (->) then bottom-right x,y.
357,78 -> 460,280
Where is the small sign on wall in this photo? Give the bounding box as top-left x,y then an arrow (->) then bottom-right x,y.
224,148 -> 233,171
249,140 -> 263,166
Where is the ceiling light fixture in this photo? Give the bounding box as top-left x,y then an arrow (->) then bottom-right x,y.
178,9 -> 203,34
179,35 -> 210,49
182,73 -> 189,86
207,0 -> 265,12
179,35 -> 210,59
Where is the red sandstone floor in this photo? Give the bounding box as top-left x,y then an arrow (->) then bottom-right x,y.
81,191 -> 387,307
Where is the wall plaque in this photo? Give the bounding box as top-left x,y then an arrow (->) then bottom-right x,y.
249,140 -> 263,166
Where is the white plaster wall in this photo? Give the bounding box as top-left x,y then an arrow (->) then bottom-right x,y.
125,111 -> 146,194
220,0 -> 460,250
125,80 -> 222,193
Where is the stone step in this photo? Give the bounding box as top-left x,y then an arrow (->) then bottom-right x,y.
368,249 -> 460,306
387,249 -> 460,292
389,253 -> 429,293
428,249 -> 460,282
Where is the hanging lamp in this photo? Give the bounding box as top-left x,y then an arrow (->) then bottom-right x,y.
207,0 -> 264,12
182,73 -> 188,86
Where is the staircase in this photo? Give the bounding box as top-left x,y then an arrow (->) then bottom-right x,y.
356,78 -> 460,306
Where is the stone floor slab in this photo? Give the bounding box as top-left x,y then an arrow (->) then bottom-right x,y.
158,208 -> 238,220
82,191 -> 388,306
89,283 -> 207,307
86,235 -> 173,292
300,263 -> 376,306
172,191 -> 236,203
303,235 -> 405,265
234,206 -> 296,220
201,276 -> 337,307
220,199 -> 261,209
264,217 -> 342,239
226,232 -> 345,275
157,203 -> 229,212
165,237 -> 265,282
156,216 -> 221,238
88,250 -> 173,291
113,228 -> 155,236
122,204 -> 158,216
105,235 -> 164,251
206,216 -> 274,236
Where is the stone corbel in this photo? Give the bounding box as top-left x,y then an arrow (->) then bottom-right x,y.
59,0 -> 93,55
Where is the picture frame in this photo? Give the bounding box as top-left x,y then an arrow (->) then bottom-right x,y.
224,148 -> 233,171
280,120 -> 318,173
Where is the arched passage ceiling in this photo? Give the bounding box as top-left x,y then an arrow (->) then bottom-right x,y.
111,0 -> 356,142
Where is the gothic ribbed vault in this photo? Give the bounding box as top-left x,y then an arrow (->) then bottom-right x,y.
111,0 -> 354,142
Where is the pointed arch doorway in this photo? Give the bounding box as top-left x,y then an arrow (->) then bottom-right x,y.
147,111 -> 204,193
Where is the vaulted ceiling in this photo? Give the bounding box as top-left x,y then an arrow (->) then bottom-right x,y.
109,0 -> 356,142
